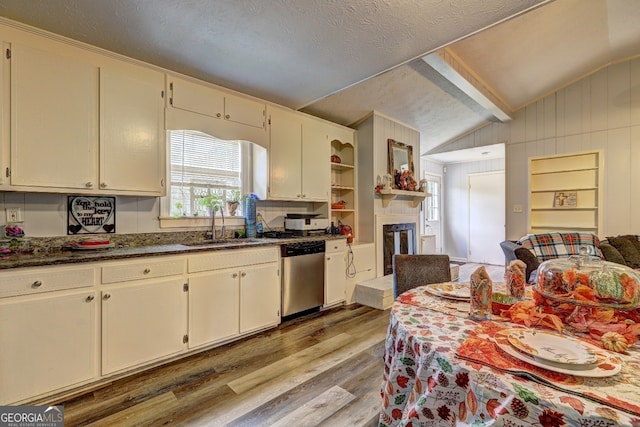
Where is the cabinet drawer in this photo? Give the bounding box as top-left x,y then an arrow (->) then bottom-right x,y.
188,247 -> 278,273
101,258 -> 185,284
0,265 -> 95,298
326,239 -> 347,254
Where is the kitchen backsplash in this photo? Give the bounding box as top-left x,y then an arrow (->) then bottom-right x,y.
0,192 -> 321,238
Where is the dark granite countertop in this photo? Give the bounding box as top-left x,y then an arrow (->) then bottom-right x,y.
0,234 -> 346,270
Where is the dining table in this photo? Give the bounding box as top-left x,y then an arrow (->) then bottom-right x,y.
378,282 -> 640,426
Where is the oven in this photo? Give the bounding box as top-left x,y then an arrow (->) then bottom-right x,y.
280,240 -> 325,317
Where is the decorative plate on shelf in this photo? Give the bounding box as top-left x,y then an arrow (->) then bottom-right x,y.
507,329 -> 598,365
424,282 -> 470,301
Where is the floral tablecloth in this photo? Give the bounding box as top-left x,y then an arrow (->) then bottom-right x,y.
379,286 -> 640,426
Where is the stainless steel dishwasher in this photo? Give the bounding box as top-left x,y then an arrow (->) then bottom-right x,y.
281,240 -> 325,317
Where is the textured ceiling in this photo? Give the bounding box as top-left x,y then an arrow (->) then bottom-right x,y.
0,0 -> 637,159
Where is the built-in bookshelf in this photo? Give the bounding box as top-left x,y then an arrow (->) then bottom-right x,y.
528,151 -> 603,235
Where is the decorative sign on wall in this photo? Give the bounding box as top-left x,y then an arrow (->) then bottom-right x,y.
553,191 -> 577,208
67,196 -> 116,235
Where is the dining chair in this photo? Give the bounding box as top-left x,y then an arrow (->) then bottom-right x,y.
392,254 -> 452,298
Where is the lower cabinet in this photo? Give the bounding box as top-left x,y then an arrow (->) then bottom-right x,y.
325,239 -> 347,306
188,262 -> 280,349
101,278 -> 187,375
0,289 -> 97,404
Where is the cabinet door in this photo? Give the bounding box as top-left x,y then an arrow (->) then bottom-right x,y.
302,118 -> 330,201
240,263 -> 280,333
101,278 -> 187,375
170,75 -> 224,118
325,251 -> 346,306
188,270 -> 240,348
0,290 -> 97,404
10,43 -> 98,189
100,64 -> 165,194
268,106 -> 302,200
224,93 -> 265,129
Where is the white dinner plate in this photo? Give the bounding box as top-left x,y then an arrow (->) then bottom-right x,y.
424,282 -> 470,301
495,329 -> 622,377
507,329 -> 598,365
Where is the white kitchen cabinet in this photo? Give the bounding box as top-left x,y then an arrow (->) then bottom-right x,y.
187,247 -> 280,349
240,263 -> 280,333
188,269 -> 240,348
9,42 -> 98,189
100,62 -> 165,194
0,289 -> 97,404
101,278 -> 187,375
268,106 -> 329,201
168,75 -> 265,128
325,238 -> 347,307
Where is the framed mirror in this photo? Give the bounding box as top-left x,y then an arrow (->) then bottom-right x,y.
388,139 -> 417,190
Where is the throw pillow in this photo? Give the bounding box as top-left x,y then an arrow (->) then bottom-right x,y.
622,235 -> 640,255
607,236 -> 640,268
599,242 -> 626,266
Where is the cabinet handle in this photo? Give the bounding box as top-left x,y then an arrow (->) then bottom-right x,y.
327,257 -> 331,261
100,182 -> 107,188
103,293 -> 111,300
32,280 -> 42,288
241,272 -> 246,277
216,113 -> 221,118
232,273 -> 238,278
302,194 -> 306,198
143,268 -> 151,275
85,182 -> 93,188
225,114 -> 230,119
85,295 -> 95,302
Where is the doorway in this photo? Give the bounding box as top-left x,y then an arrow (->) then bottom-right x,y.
422,173 -> 442,253
468,171 -> 505,265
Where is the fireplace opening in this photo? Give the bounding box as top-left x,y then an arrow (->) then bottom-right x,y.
383,223 -> 416,275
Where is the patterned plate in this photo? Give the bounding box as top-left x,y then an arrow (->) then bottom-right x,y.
507,329 -> 598,365
424,282 -> 470,301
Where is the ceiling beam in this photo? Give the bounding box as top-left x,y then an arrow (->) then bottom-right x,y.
422,48 -> 513,122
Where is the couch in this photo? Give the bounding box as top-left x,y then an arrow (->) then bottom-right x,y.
500,232 -> 640,283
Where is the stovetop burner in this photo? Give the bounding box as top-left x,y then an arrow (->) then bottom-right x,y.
263,230 -> 295,239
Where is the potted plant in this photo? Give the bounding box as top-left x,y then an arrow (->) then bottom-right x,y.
226,190 -> 242,216
197,194 -> 223,217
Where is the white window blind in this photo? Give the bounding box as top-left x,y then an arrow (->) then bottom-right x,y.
169,130 -> 242,217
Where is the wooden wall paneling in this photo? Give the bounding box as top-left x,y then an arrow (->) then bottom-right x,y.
631,59 -> 640,126
590,69 -> 608,132
506,143 -> 528,239
510,108 -> 526,143
564,81 -> 583,136
607,61 -> 631,130
556,87 -> 566,137
631,126 -> 640,232
535,99 -> 545,141
525,103 -> 538,142
604,128 -> 631,235
543,95 -> 556,139
581,74 -> 592,134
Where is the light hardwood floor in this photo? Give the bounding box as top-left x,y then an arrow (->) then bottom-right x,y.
56,262 -> 504,426
57,304 -> 390,427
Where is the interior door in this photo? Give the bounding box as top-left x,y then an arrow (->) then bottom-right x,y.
468,171 -> 505,265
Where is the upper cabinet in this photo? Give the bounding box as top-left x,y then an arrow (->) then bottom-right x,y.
2,33 -> 166,196
267,106 -> 329,201
9,42 -> 98,190
100,62 -> 165,193
168,75 -> 265,129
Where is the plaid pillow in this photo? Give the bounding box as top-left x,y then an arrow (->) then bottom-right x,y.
518,233 -> 568,261
560,232 -> 604,259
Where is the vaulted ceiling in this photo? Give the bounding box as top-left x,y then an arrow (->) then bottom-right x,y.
0,0 -> 638,157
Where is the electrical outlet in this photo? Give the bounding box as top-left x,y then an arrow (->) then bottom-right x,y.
6,208 -> 23,223
513,204 -> 523,213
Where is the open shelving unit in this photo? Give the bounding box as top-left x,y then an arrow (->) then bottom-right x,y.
528,151 -> 603,235
330,138 -> 356,232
